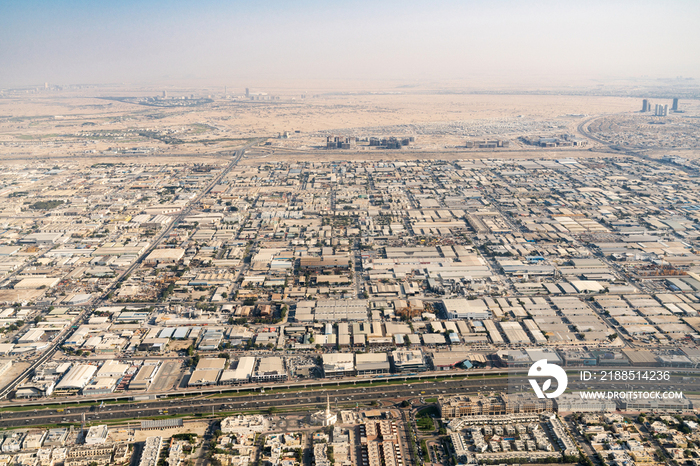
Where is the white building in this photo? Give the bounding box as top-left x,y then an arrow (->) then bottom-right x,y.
220,415 -> 269,434
555,393 -> 616,413
322,353 -> 355,377
19,329 -> 45,343
442,298 -> 491,320
220,356 -> 255,384
96,360 -> 129,378
311,395 -> 338,427
144,248 -> 185,264
139,437 -> 163,466
85,425 -> 109,445
55,364 -> 98,391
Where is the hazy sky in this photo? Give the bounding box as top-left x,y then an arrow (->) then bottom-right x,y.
1,0 -> 698,87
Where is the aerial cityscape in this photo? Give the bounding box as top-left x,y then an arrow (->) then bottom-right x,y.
2,1 -> 700,465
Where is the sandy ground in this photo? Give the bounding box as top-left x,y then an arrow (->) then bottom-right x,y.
0,289 -> 46,303
2,88 -> 697,168
108,420 -> 211,443
168,341 -> 194,352
241,148 -> 619,164
0,362 -> 30,390
0,91 -> 650,160
0,154 -> 232,166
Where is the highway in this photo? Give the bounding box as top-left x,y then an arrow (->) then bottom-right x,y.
1,370 -> 511,408
0,377 -> 508,428
4,363 -> 700,408
1,368 -> 698,428
576,116 -> 612,147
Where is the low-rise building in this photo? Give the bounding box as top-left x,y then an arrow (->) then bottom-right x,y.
355,353 -> 390,375
221,415 -> 269,434
322,353 -> 355,378
391,349 -> 427,372
138,437 -> 162,466
85,425 -> 109,445
439,393 -> 553,419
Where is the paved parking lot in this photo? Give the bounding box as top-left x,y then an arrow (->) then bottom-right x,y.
151,361 -> 183,391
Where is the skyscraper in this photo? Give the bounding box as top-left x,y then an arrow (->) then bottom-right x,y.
672,98 -> 679,111
245,88 -> 250,98
654,104 -> 668,117
642,99 -> 649,112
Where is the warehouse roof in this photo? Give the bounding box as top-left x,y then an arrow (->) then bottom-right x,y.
322,353 -> 354,371
257,357 -> 284,373
195,358 -> 227,371
96,360 -> 129,377
228,357 -> 255,381
14,277 -> 60,289
145,248 -> 185,262
56,364 -> 98,390
189,369 -> 220,385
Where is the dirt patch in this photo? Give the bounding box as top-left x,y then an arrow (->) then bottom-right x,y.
0,361 -> 31,389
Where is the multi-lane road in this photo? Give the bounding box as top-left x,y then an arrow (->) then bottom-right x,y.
1,369 -> 698,428
0,377 -> 507,428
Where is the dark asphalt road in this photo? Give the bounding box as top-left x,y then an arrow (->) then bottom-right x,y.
0,378 -> 508,428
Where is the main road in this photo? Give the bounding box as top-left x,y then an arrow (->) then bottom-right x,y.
0,376 -> 506,428
1,367 -> 697,428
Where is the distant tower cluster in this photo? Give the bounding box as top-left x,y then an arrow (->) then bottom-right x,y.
641,99 -> 650,112
642,98 -> 677,115
327,135 -> 356,149
369,136 -> 414,149
654,104 -> 668,117
466,139 -> 510,149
